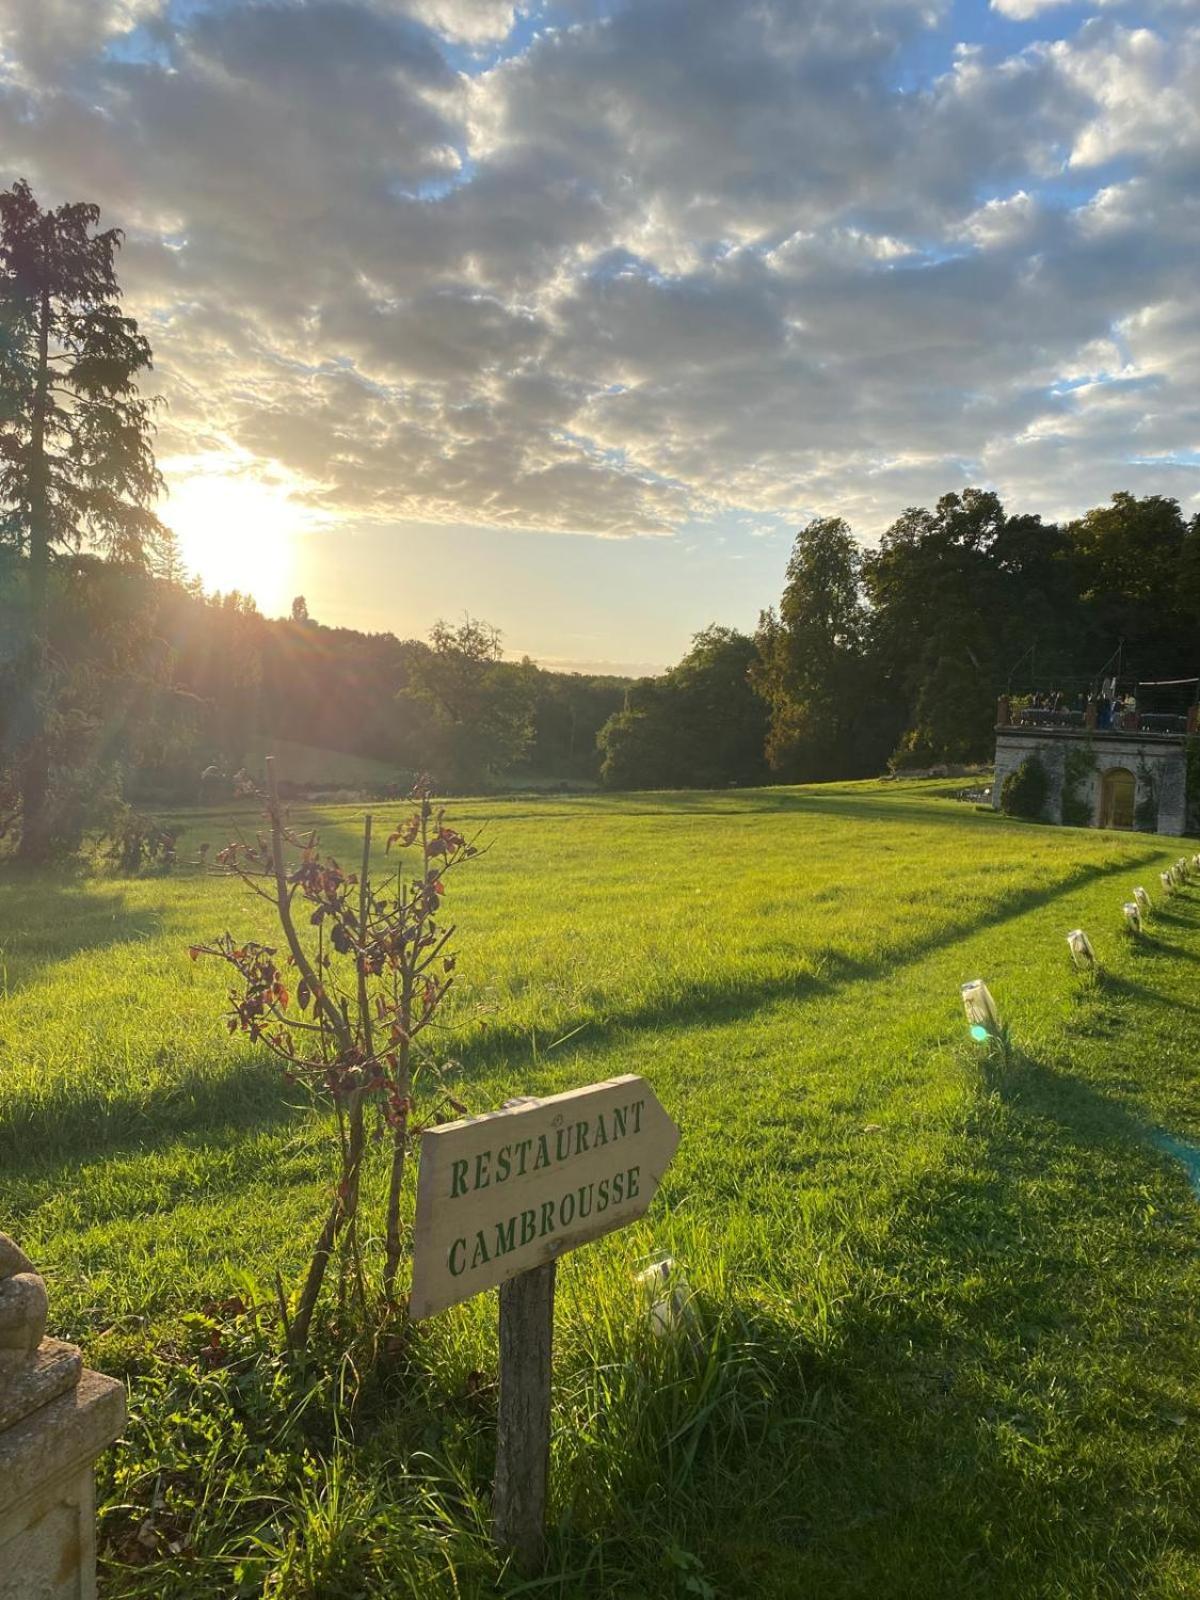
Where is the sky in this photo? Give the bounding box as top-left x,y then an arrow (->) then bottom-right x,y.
1,0 -> 1197,674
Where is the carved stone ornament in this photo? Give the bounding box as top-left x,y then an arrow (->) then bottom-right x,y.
0,1233 -> 49,1368
0,1232 -> 82,1432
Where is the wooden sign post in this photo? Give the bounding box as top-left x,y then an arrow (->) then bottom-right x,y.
410,1074 -> 680,1568
495,1259 -> 556,1566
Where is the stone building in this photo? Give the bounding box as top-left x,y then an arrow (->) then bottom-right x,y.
993,695 -> 1196,835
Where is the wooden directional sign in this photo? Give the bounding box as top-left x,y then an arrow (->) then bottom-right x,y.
410,1074 -> 680,1320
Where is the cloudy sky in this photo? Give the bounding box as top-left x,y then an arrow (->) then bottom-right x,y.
2,0 -> 1196,671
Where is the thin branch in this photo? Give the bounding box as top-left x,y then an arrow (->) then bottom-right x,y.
264,756 -> 352,1054
357,813 -> 375,1060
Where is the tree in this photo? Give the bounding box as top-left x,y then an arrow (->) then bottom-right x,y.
290,594 -> 310,623
752,518 -> 874,779
0,553 -> 183,852
399,617 -> 536,790
203,592 -> 264,767
528,669 -> 628,780
1180,513 -> 1200,631
863,490 -> 1031,768
0,178 -> 171,858
1000,754 -> 1048,820
987,510 -> 1080,682
598,625 -> 767,789
1067,493 -> 1194,673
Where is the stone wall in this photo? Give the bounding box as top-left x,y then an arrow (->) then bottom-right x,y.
993,728 -> 1189,835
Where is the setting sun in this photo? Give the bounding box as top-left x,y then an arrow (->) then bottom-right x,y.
163,459 -> 317,616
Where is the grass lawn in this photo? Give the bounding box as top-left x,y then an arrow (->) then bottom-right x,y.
4,778 -> 1200,1597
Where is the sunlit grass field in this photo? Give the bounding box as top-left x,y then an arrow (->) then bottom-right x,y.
4,779 -> 1200,1598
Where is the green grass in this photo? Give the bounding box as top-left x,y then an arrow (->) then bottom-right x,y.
4,778 -> 1200,1597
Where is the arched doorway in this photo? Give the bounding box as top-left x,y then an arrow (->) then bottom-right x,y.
1099,766 -> 1135,830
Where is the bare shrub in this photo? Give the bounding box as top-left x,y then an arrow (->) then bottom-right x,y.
192,758 -> 480,1349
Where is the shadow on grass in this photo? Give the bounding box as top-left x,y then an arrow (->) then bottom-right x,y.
1128,918 -> 1200,968
1100,972 -> 1200,1015
978,1039 -> 1155,1147
1145,891 -> 1200,938
0,873 -> 163,994
0,1050 -> 302,1176
659,1044 -> 1200,1598
8,851 -> 1146,1179
430,783 -> 981,827
1130,931 -> 1200,960
0,849 -> 1163,1203
455,852 -> 1163,1077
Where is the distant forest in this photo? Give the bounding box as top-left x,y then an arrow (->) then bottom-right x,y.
0,563 -> 630,819
1,486 -> 1197,842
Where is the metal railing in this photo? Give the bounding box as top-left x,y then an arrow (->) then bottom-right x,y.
1017,708 -> 1085,729
1005,707 -> 1190,735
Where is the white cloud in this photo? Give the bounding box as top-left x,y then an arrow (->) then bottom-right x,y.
1053,21 -> 1200,168
0,0 -> 1196,542
955,190 -> 1039,249
989,0 -> 1070,20
398,0 -> 522,44
992,0 -> 1194,19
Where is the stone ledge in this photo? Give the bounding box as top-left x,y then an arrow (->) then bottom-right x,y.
0,1369 -> 124,1531
996,724 -> 1189,747
0,1340 -> 84,1434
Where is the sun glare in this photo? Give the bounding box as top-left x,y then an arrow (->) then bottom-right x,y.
164,461 -> 315,616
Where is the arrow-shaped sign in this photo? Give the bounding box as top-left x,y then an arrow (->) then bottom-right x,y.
410,1074 -> 680,1319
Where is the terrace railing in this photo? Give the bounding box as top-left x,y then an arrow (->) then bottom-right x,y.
1017,707 -> 1085,729
1001,704 -> 1192,736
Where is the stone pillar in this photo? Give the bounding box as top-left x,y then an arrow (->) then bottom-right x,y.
1157,749 -> 1187,837
1033,738 -> 1065,823
0,1235 -> 124,1600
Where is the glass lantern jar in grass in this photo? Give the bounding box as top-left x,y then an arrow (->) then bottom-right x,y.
1066,929 -> 1097,969
962,979 -> 1002,1042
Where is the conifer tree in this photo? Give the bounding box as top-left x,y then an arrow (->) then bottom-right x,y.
0,178 -> 171,858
